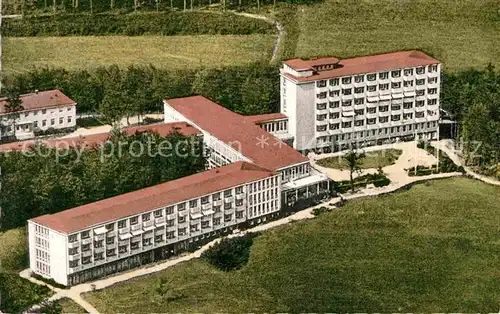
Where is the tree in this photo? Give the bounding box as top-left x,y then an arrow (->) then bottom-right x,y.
3,88 -> 24,139
343,147 -> 365,193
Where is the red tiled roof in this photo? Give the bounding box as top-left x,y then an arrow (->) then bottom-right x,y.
0,122 -> 201,152
244,113 -> 288,124
0,89 -> 76,114
283,50 -> 440,82
166,96 -> 308,170
30,161 -> 275,233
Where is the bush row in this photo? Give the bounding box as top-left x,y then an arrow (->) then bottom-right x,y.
3,11 -> 275,37
334,173 -> 391,193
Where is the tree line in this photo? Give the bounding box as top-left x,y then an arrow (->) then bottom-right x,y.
0,129 -> 206,230
441,65 -> 500,172
3,63 -> 280,122
2,11 -> 274,37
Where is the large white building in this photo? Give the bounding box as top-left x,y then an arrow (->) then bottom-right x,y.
0,89 -> 77,141
27,97 -> 332,286
280,50 -> 441,151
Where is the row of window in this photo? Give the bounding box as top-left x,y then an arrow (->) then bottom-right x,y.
35,236 -> 49,248
318,82 -> 438,98
35,248 -> 50,263
36,261 -> 50,275
261,120 -> 288,133
317,122 -> 439,142
248,188 -> 279,206
317,112 -> 436,131
18,106 -> 72,119
319,98 -> 438,111
281,164 -> 310,182
316,65 -> 439,87
249,200 -> 279,218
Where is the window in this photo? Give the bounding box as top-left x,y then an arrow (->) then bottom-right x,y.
316,125 -> 327,132
342,88 -> 352,95
224,189 -> 232,197
201,221 -> 210,229
236,199 -> 243,207
329,123 -> 340,130
403,80 -> 414,87
69,260 -> 79,268
212,193 -> 221,201
42,109 -> 47,114
367,85 -> 376,92
167,231 -> 176,239
51,118 -> 55,125
416,112 -> 425,118
317,103 -> 327,110
106,236 -> 115,244
236,211 -> 244,219
166,206 -> 174,214
354,87 -> 364,94
142,238 -> 152,246
94,252 -> 104,261
105,223 -> 114,231
391,105 -> 401,111
224,214 -> 233,222
118,220 -> 127,228
330,112 -> 340,119
214,218 -> 221,226
354,109 -> 364,115
428,99 -> 438,105
189,199 -> 198,208
329,90 -> 340,97
200,196 -> 209,204
166,219 -> 175,227
367,74 -> 376,81
403,102 -> 413,109
130,217 -> 138,225
391,115 -> 401,121
404,68 -> 413,76
142,213 -> 151,221
119,245 -> 128,253
82,256 -> 91,264
342,122 -> 352,128
403,113 -> 413,119
416,66 -> 425,74
379,72 -> 389,79
416,79 -> 425,85
354,120 -> 364,126
213,205 -> 221,213
316,80 -> 327,87
391,70 -> 401,78
59,117 -> 63,124
379,106 -> 389,112
416,89 -> 425,96
235,186 -> 243,194
367,118 -> 376,125
342,100 -> 352,107
379,117 -> 389,123
329,101 -> 339,108
190,224 -> 199,232
94,240 -> 103,248
341,77 -> 351,84
317,92 -> 327,99
155,235 -> 164,242
69,247 -> 78,255
428,88 -> 437,94
106,249 -> 116,257
428,64 -> 438,72
367,108 -> 376,114
178,216 -> 186,223
353,98 -> 364,106
177,203 -> 186,211
416,100 -> 425,107
379,83 -> 389,91
131,242 -> 140,250
354,75 -> 364,83
69,234 -> 78,242
391,82 -> 401,89
34,121 -> 38,128
42,120 -> 47,127
317,114 -> 327,121
329,78 -> 339,86
428,77 -> 438,84
154,209 -> 163,217
81,231 -> 90,239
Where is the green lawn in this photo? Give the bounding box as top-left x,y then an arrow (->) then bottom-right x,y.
287,0 -> 500,71
3,34 -> 274,74
84,178 -> 500,312
0,227 -> 28,272
317,149 -> 402,170
59,297 -> 87,313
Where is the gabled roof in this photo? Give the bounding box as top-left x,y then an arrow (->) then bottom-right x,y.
0,89 -> 75,114
244,113 -> 288,124
30,161 -> 275,234
283,50 -> 440,82
0,122 -> 201,152
166,96 -> 308,170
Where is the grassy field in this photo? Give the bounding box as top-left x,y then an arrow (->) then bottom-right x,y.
317,149 -> 402,170
284,0 -> 500,71
3,34 -> 274,75
84,178 -> 500,312
59,297 -> 87,313
0,227 -> 28,272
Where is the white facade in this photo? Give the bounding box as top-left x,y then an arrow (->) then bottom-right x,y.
281,62 -> 441,151
28,174 -> 280,286
0,104 -> 77,141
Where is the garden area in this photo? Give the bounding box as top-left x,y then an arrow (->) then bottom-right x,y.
407,141 -> 464,176
83,178 -> 500,312
316,149 -> 402,170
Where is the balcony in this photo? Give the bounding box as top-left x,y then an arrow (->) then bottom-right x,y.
366,112 -> 377,119
143,220 -> 155,231
416,95 -> 426,102
107,243 -> 117,249
225,207 -> 235,214
379,111 -> 390,117
119,227 -> 130,234
81,238 -> 92,245
317,108 -> 328,115
190,211 -> 203,220
94,246 -> 104,253
354,103 -> 365,110
82,250 -> 92,257
341,94 -> 354,101
391,88 -> 403,95
69,254 -> 80,261
235,193 -> 245,200
201,202 -> 212,210
403,108 -> 414,114
316,129 -> 329,137
415,84 -> 426,91
94,234 -> 104,241
131,224 -> 142,232
213,199 -> 222,206
390,76 -> 402,83
391,109 -> 403,115
68,241 -> 79,248
415,117 -> 427,123
107,230 -> 116,237
224,196 -> 234,203
415,73 -> 427,80
392,98 -> 403,104
155,216 -> 166,226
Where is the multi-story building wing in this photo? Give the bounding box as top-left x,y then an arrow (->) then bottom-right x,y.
28,162 -> 280,286
163,96 -> 331,208
0,89 -> 77,141
280,50 -> 441,151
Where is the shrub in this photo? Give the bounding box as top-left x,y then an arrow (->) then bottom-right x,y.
0,274 -> 52,313
201,234 -> 256,271
3,12 -> 275,37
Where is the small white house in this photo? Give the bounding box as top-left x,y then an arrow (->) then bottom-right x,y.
0,89 -> 77,141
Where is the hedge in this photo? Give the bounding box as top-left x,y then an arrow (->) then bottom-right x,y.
3,11 -> 275,37
334,173 -> 391,193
